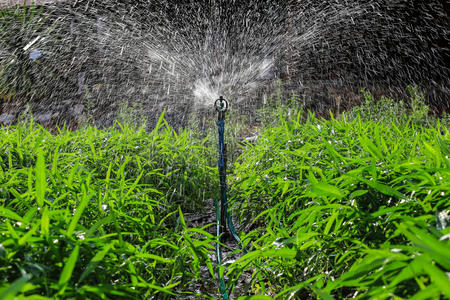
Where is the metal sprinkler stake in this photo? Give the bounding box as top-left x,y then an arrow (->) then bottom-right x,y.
215,96 -> 229,238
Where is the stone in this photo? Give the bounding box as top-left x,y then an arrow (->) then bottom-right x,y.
0,114 -> 16,125
71,104 -> 84,116
34,112 -> 52,123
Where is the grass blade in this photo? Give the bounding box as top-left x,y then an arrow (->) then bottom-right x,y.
35,150 -> 46,207
78,242 -> 115,283
0,275 -> 31,300
67,184 -> 92,237
58,244 -> 80,289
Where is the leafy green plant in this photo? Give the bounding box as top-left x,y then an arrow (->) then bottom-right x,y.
1,92 -> 448,299
115,100 -> 147,131
346,85 -> 437,126
324,216 -> 450,299
257,90 -> 305,129
347,88 -> 407,124
0,114 -> 218,298
226,104 -> 449,297
407,85 -> 430,125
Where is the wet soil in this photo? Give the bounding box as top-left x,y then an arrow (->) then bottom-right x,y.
184,198 -> 255,299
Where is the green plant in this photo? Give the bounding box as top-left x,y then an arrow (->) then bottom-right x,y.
115,100 -> 147,131
324,216 -> 450,299
257,87 -> 305,128
346,85 -> 438,127
347,88 -> 408,124
226,105 -> 449,297
1,94 -> 448,299
0,114 -> 218,298
407,85 -> 430,125
17,103 -> 33,126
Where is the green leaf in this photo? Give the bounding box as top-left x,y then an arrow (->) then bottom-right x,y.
356,177 -> 404,198
51,146 -> 60,175
409,283 -> 442,300
388,256 -> 423,287
0,275 -> 31,300
5,219 -> 20,240
324,211 -> 339,235
399,223 -> 450,270
281,181 -> 290,196
151,109 -> 166,134
178,206 -> 186,229
234,248 -> 297,266
122,171 -> 144,199
359,135 -> 383,160
422,140 -> 441,168
0,207 -> 24,223
14,295 -> 52,300
67,185 -> 92,237
58,244 -> 80,288
86,215 -> 113,237
18,222 -> 39,246
35,151 -> 46,207
134,253 -> 175,264
78,242 -> 115,283
40,206 -> 49,238
311,182 -> 344,199
420,256 -> 450,298
349,190 -> 368,198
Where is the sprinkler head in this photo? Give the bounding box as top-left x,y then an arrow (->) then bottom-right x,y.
214,96 -> 228,113
215,96 -> 228,121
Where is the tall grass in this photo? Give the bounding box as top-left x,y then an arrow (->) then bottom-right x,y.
1,91 -> 448,299
0,114 -> 218,298
228,105 -> 449,298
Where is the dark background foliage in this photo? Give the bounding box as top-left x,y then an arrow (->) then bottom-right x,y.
0,0 -> 448,129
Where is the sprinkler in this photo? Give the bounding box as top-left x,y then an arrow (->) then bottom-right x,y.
215,96 -> 228,121
215,96 -> 229,237
214,96 -> 246,299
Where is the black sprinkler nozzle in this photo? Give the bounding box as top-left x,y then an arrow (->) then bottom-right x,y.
215,96 -> 228,121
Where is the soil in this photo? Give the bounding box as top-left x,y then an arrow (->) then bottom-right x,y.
184,198 -> 256,299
